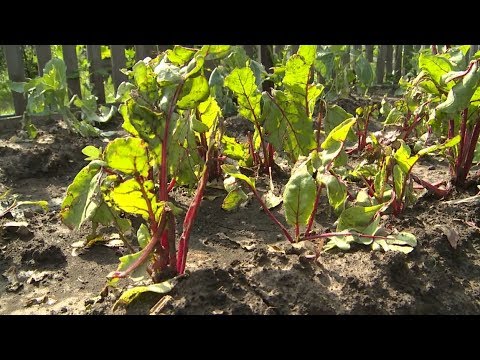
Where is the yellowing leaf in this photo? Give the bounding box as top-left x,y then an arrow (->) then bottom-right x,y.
112,281 -> 175,310
104,137 -> 149,177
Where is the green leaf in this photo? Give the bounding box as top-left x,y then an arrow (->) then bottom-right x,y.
25,122 -> 38,139
224,67 -> 261,123
283,54 -> 313,92
373,232 -> 417,254
314,52 -> 334,79
114,250 -> 150,283
355,55 -> 374,86
417,135 -> 460,156
113,281 -> 174,310
283,166 -> 316,226
82,145 -> 102,160
389,232 -> 417,247
221,164 -> 255,189
384,108 -> 404,125
166,46 -> 196,66
437,61 -> 480,114
90,201 -> 117,226
221,135 -> 247,161
262,90 -> 317,161
115,82 -> 136,102
104,137 -> 149,177
321,118 -> 356,149
61,165 -> 102,230
336,203 -> 384,232
176,75 -> 209,109
199,45 -> 232,60
132,61 -> 158,102
183,55 -> 205,79
319,174 -> 347,214
393,164 -> 405,197
154,61 -> 183,86
393,141 -> 418,174
222,188 -> 248,211
297,45 -> 317,65
137,223 -> 150,249
119,99 -> 163,144
324,233 -> 355,251
419,53 -> 453,86
168,112 -> 202,186
198,96 -> 221,129
356,190 -> 373,207
108,179 -> 160,220
16,200 -> 49,212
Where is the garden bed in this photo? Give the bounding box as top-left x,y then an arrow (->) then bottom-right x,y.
1,119 -> 479,315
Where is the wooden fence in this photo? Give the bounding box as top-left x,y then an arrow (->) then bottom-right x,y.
2,45 -> 480,116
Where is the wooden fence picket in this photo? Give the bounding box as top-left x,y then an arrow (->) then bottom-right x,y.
62,45 -> 82,98
4,45 -> 26,115
35,45 -> 52,75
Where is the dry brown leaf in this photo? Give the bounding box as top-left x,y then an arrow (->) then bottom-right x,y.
434,225 -> 459,249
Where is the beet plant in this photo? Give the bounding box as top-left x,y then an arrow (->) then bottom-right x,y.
225,45 -> 323,172
387,46 -> 480,190
10,58 -> 116,138
60,46 -> 231,303
223,115 -> 417,254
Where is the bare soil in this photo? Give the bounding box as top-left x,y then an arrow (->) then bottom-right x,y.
1,117 -> 479,315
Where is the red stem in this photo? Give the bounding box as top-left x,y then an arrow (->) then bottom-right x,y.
460,119 -> 480,185
249,184 -> 294,243
267,143 -> 274,169
167,178 -> 176,193
176,130 -> 218,274
305,183 -> 323,237
410,173 -> 450,198
112,211 -> 169,278
402,113 -> 422,140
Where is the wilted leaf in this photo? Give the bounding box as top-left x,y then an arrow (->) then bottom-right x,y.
263,190 -> 283,209
61,166 -> 102,230
112,280 -> 175,310
434,225 -> 459,249
222,188 -> 248,211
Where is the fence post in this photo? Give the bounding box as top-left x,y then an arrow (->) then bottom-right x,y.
394,45 -> 403,82
135,45 -> 157,61
4,45 -> 26,115
244,45 -> 256,59
260,45 -> 274,92
365,45 -> 374,62
470,45 -> 478,57
274,45 -> 285,55
62,45 -> 82,98
86,45 -> 106,104
35,45 -> 52,75
385,45 -> 393,81
110,45 -> 128,93
376,45 -> 386,84
157,45 -> 171,52
403,45 -> 414,76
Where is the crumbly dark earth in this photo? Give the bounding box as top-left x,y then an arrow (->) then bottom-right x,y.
0,116 -> 479,315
